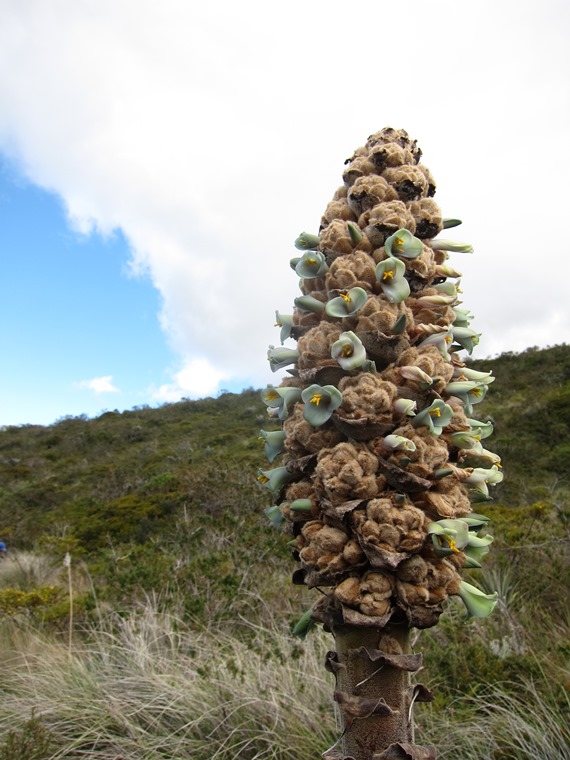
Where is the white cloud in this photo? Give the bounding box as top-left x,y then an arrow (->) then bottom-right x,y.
77,375 -> 120,395
152,358 -> 228,402
0,0 -> 569,396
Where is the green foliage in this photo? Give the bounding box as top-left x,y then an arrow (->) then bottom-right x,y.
0,711 -> 54,760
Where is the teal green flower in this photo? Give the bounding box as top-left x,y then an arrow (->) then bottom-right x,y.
445,380 -> 488,415
399,365 -> 436,390
291,608 -> 316,639
267,345 -> 300,372
264,504 -> 284,529
458,581 -> 498,618
275,311 -> 294,343
294,232 -> 320,251
430,238 -> 474,253
418,329 -> 453,361
449,429 -> 482,450
294,295 -> 325,313
459,441 -> 501,469
331,331 -> 367,370
257,466 -> 294,499
451,326 -> 481,354
433,280 -> 461,298
290,498 -> 314,513
464,465 -> 503,499
382,434 -> 417,452
435,263 -> 462,278
428,518 -> 493,567
385,228 -> 423,259
412,399 -> 454,435
259,429 -> 286,463
466,417 -> 494,439
261,385 -> 302,421
325,287 -> 368,318
452,307 -> 474,328
416,293 -> 458,307
393,397 -> 417,417
295,250 -> 329,279
453,367 -> 495,384
375,257 -> 410,303
301,384 -> 343,426
347,221 -> 362,245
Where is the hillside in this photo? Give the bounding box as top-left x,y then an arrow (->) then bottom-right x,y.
0,345 -> 569,759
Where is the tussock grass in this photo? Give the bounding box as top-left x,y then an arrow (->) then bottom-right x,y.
0,599 -> 337,759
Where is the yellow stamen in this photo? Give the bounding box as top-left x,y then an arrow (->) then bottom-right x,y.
429,408 -> 442,418
310,393 -> 323,406
306,257 -> 317,267
470,388 -> 483,398
265,390 -> 279,401
445,335 -> 453,344
447,538 -> 460,554
340,291 -> 351,303
340,345 -> 353,358
257,474 -> 269,484
395,236 -> 404,251
383,270 -> 395,281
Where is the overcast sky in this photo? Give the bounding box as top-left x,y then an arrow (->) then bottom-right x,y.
0,0 -> 569,426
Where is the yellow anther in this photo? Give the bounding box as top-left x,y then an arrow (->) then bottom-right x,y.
429,408 -> 442,418
395,237 -> 404,250
340,291 -> 352,302
340,345 -> 353,357
383,270 -> 395,281
445,335 -> 453,344
265,390 -> 279,401
447,538 -> 460,554
470,388 -> 483,398
310,393 -> 323,406
257,474 -> 269,484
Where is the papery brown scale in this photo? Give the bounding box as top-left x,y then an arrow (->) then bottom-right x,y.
325,250 -> 377,292
382,166 -> 429,202
348,175 -> 399,217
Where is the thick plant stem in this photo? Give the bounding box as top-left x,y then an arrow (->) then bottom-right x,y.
331,624 -> 418,759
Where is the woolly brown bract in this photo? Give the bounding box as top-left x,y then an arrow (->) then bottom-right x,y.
260,128 -> 501,759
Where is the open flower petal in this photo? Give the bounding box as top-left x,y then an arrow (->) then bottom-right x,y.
331,331 -> 367,370
295,250 -> 329,279
325,287 -> 368,318
385,228 -> 424,259
375,257 -> 410,303
458,581 -> 498,618
301,383 -> 343,427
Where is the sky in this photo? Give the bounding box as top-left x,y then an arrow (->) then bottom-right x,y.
0,0 -> 569,426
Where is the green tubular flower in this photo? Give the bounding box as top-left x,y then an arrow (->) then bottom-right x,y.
466,417 -> 494,439
451,326 -> 481,354
375,257 -> 411,303
452,307 -> 474,328
433,280 -> 461,298
464,465 -> 504,500
428,518 -> 493,567
399,365 -> 436,390
430,238 -> 474,253
294,295 -> 325,313
382,434 -> 417,452
347,221 -> 362,245
261,385 -> 302,421
453,366 -> 495,384
391,313 -> 408,335
301,383 -> 343,426
292,608 -> 316,639
264,504 -> 285,529
459,441 -> 501,469
275,311 -> 294,343
331,331 -> 368,370
412,399 -> 454,436
325,287 -> 368,318
385,228 -> 424,259
445,380 -> 488,415
442,218 -> 462,229
257,466 -> 294,499
458,581 -> 498,618
267,345 -> 300,372
393,397 -> 417,417
435,263 -> 462,278
290,498 -> 314,513
259,429 -> 286,463
295,250 -> 329,279
449,430 -> 482,449
419,329 -> 453,361
294,232 -> 320,251
416,293 -> 458,307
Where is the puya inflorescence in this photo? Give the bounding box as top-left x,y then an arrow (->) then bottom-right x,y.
258,128 -> 501,760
